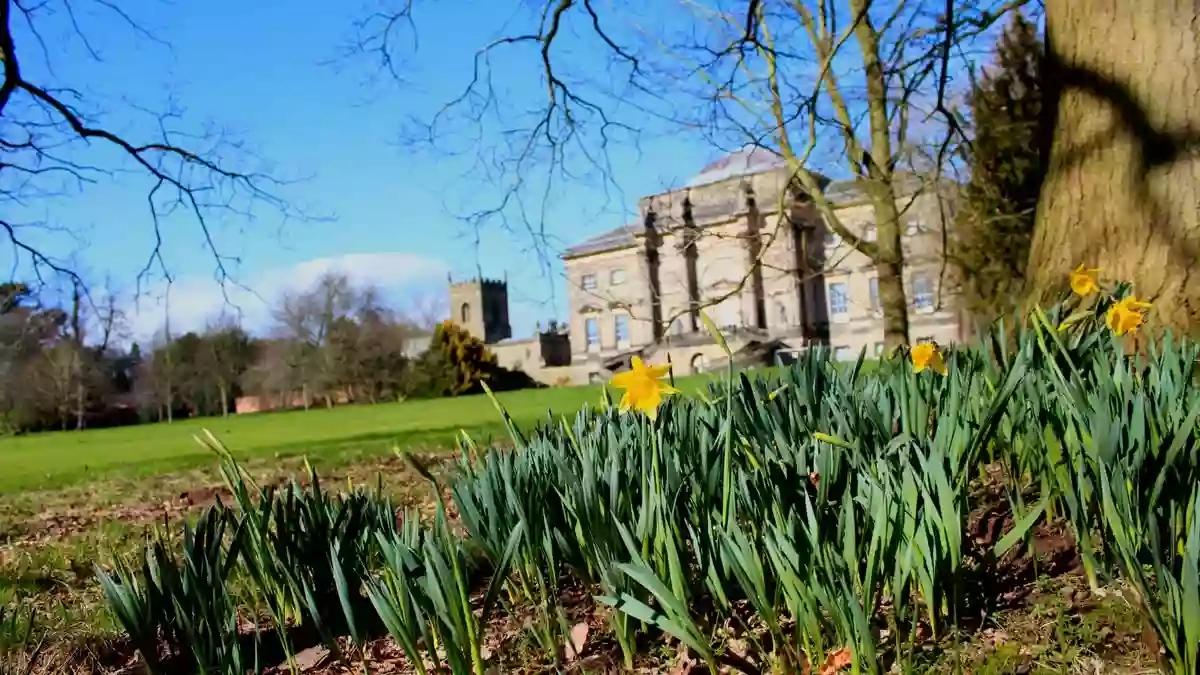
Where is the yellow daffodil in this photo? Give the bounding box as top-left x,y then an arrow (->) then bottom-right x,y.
1069,264 -> 1101,296
609,355 -> 679,419
1106,295 -> 1152,336
911,342 -> 947,375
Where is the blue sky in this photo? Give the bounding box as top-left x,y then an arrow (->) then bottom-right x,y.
3,0 -> 1003,341
3,0 -> 720,340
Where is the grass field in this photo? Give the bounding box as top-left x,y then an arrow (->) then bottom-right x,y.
0,373 -> 724,493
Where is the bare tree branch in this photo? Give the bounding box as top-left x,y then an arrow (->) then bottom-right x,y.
0,0 -> 303,308
357,0 -> 1033,346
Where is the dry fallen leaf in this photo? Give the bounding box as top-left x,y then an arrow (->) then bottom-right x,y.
670,645 -> 698,675
292,645 -> 331,671
565,621 -> 590,661
818,646 -> 853,675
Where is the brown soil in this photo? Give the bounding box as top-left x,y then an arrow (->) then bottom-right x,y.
963,476 -> 1082,612
1,453 -> 460,547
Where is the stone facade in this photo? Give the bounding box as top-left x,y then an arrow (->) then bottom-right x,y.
488,322 -> 573,386
447,275 -> 575,385
558,147 -> 966,384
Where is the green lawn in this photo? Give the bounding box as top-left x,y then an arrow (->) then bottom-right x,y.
0,373 -> 726,493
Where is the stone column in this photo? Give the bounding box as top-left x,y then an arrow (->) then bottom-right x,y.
641,208 -> 664,342
680,196 -> 701,332
742,185 -> 767,330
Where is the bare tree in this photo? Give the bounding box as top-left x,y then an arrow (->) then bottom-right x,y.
0,0 -> 296,299
34,340 -> 77,429
271,272 -> 365,408
400,287 -> 448,330
198,314 -> 256,418
357,0 -> 1028,348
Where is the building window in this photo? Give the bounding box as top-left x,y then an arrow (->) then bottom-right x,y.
828,282 -> 849,318
614,313 -> 630,348
460,302 -> 471,323
834,346 -> 852,361
690,353 -> 706,373
585,317 -> 600,352
581,274 -> 597,291
610,268 -> 626,285
874,342 -> 885,356
911,276 -> 933,311
869,277 -> 880,312
588,371 -> 602,384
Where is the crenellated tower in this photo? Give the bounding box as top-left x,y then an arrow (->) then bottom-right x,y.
448,275 -> 512,344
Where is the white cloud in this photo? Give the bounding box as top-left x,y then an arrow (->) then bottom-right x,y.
125,252 -> 448,341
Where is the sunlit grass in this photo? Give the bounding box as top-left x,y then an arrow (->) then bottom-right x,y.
0,373 -> 731,493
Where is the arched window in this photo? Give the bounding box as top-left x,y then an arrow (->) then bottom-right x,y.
690,353 -> 706,374
460,302 -> 471,323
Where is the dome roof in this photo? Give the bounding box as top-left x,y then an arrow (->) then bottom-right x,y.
685,146 -> 785,188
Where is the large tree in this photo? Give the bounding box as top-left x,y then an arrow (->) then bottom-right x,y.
1027,1 -> 1200,331
952,12 -> 1044,327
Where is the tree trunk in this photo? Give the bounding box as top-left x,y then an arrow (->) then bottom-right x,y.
1027,0 -> 1200,332
219,382 -> 229,419
75,378 -> 84,431
872,196 -> 911,348
70,287 -> 85,431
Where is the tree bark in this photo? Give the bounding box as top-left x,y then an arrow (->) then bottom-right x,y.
1028,0 -> 1200,332
872,196 -> 911,349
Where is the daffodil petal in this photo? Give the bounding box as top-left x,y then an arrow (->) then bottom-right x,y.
636,387 -> 662,413
610,370 -> 637,389
645,364 -> 671,379
618,390 -> 635,410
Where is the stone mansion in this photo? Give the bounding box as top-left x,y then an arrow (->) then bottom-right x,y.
450,146 -> 968,386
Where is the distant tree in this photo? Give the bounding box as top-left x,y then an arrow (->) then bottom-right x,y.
199,319 -> 258,418
168,332 -> 208,415
417,320 -> 539,396
240,338 -> 297,409
951,13 -> 1045,327
402,348 -> 455,400
135,332 -> 180,423
427,320 -> 498,396
272,273 -> 361,409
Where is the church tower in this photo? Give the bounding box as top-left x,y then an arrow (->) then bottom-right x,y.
447,275 -> 512,344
